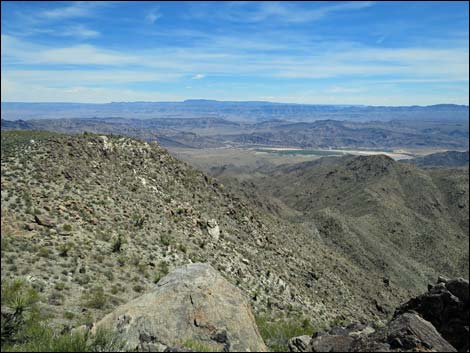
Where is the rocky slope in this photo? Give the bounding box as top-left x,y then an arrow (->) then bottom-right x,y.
403,150 -> 469,168
1,131 -> 410,336
212,154 -> 469,293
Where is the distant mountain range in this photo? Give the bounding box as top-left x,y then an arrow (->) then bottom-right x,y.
2,115 -> 468,150
1,101 -> 468,122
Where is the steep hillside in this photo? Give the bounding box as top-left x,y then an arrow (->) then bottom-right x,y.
214,155 -> 469,292
1,131 -> 410,334
403,150 -> 469,168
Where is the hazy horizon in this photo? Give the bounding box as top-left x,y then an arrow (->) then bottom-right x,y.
1,99 -> 469,108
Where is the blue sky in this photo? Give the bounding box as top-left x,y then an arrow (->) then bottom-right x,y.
1,1 -> 468,105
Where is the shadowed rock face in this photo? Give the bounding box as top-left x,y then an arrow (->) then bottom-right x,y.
93,263 -> 267,352
395,277 -> 469,352
290,278 -> 468,352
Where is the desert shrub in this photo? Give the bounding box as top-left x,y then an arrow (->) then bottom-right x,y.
110,285 -> 120,295
63,311 -> 75,320
75,274 -> 90,286
48,291 -> 65,306
255,314 -> 315,352
111,234 -> 125,253
81,286 -> 107,309
62,224 -> 72,232
2,327 -> 124,352
59,243 -> 72,257
177,243 -> 187,253
182,339 -> 215,352
37,247 -> 51,258
132,214 -> 147,229
160,234 -> 172,247
1,278 -> 40,347
54,282 -> 66,291
117,255 -> 127,267
153,261 -> 170,284
132,284 -> 145,293
1,237 -> 9,256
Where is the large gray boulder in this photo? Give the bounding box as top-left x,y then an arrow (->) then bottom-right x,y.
93,263 -> 267,352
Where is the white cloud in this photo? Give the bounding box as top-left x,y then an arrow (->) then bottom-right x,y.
2,34 -> 468,83
41,1 -> 97,19
60,25 -> 100,38
2,35 -> 135,65
215,1 -> 375,23
2,69 -> 182,86
1,79 -> 182,103
146,9 -> 162,23
1,31 -> 468,105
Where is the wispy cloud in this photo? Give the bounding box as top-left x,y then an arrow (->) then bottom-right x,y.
2,34 -> 468,82
41,1 -> 99,20
206,1 -> 375,23
145,8 -> 161,23
60,25 -> 100,38
2,35 -> 134,65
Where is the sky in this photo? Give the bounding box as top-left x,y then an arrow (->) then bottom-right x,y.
1,1 -> 469,105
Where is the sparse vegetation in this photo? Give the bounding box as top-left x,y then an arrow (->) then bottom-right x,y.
81,286 -> 107,309
182,339 -> 215,352
1,130 -> 467,352
255,314 -> 316,352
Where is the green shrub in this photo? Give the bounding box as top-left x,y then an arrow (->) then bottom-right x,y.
62,224 -> 73,232
37,247 -> 51,258
59,243 -> 72,257
1,278 -> 40,347
132,285 -> 145,293
63,311 -> 75,320
111,234 -> 125,253
117,255 -> 126,267
177,243 -> 187,253
54,282 -> 66,291
255,314 -> 315,352
153,261 -> 170,284
81,287 -> 107,309
153,273 -> 162,284
132,214 -> 147,229
182,339 -> 215,352
1,237 -> 9,257
2,327 -> 125,352
160,234 -> 172,247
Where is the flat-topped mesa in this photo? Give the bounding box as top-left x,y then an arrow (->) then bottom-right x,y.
92,263 -> 268,352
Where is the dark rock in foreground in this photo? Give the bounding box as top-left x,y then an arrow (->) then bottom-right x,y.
395,277 -> 469,352
290,277 -> 469,352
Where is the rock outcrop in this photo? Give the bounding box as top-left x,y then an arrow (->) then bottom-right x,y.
395,277 -> 469,352
351,312 -> 457,352
291,277 -> 468,352
93,263 -> 267,352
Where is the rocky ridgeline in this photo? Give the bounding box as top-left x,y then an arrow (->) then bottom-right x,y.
1,131 -> 409,334
288,276 -> 469,352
